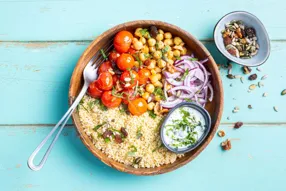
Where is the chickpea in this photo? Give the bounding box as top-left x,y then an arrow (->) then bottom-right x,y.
135,28 -> 143,37
153,50 -> 162,59
148,38 -> 156,47
164,32 -> 172,39
181,47 -> 187,55
147,59 -> 156,69
133,39 -> 143,50
156,73 -> 162,80
154,66 -> 162,73
174,37 -> 183,45
167,59 -> 174,65
139,53 -> 147,62
157,41 -> 164,49
149,46 -> 156,53
141,45 -> 149,54
139,37 -> 146,44
164,39 -> 173,46
150,69 -> 156,75
142,92 -> 150,100
146,84 -> 155,93
157,59 -> 166,68
154,95 -> 162,101
167,51 -> 174,59
134,61 -> 140,68
147,102 -> 155,110
173,50 -> 181,57
150,74 -> 159,83
156,33 -> 164,41
153,81 -> 163,88
158,29 -> 164,34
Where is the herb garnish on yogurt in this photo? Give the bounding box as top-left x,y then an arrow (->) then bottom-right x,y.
163,107 -> 206,149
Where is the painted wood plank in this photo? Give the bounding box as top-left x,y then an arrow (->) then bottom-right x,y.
0,125 -> 285,191
0,0 -> 285,41
0,41 -> 285,124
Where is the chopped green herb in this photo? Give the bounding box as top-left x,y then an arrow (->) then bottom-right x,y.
136,126 -> 143,139
174,56 -> 181,60
180,68 -> 190,81
87,101 -> 95,110
97,100 -> 107,111
161,45 -> 170,54
93,122 -> 107,131
104,137 -> 111,143
100,49 -> 108,60
148,110 -> 157,119
127,145 -> 137,156
154,87 -> 166,100
189,57 -> 198,61
139,29 -> 151,38
184,98 -> 193,102
133,54 -> 143,67
112,87 -> 124,98
119,105 -> 127,114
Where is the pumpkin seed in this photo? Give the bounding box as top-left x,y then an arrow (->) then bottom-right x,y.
249,84 -> 256,90
261,75 -> 268,80
281,89 -> 286,96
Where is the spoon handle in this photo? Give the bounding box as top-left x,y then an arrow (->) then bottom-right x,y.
27,83 -> 89,171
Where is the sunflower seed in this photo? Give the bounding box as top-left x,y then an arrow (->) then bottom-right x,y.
249,84 -> 256,90
261,75 -> 268,80
273,106 -> 278,112
227,116 -> 230,120
227,74 -> 235,79
263,92 -> 268,97
234,75 -> 241,79
282,89 -> 286,96
240,77 -> 244,83
248,105 -> 253,109
256,67 -> 262,72
258,82 -> 264,88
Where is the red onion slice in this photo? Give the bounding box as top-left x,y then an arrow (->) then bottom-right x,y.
166,78 -> 184,86
160,99 -> 183,108
163,71 -> 181,79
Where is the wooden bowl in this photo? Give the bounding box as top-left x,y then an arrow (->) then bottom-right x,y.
69,20 -> 223,175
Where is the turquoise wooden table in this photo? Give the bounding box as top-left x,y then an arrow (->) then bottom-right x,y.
1,0 -> 285,190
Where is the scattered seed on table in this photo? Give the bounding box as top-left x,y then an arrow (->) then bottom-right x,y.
249,84 -> 256,90
248,104 -> 253,109
234,122 -> 243,129
240,77 -> 244,83
227,116 -> 230,120
227,74 -> 235,79
274,106 -> 278,112
261,75 -> 268,80
263,92 -> 268,97
217,130 -> 226,137
230,83 -> 233,87
242,66 -> 252,74
249,74 -> 258,81
221,139 -> 232,151
256,67 -> 262,72
281,89 -> 286,96
258,82 -> 264,88
235,75 -> 241,79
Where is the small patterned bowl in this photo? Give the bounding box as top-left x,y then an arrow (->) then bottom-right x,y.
214,11 -> 270,67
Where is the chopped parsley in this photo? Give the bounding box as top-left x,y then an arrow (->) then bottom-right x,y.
184,98 -> 193,102
174,56 -> 181,60
104,137 -> 111,143
180,68 -> 190,81
161,45 -> 170,54
148,110 -> 157,119
153,87 -> 166,100
127,145 -> 137,156
136,126 -> 143,139
189,57 -> 198,61
100,49 -> 108,60
133,54 -> 142,67
93,122 -> 107,131
139,29 -> 151,38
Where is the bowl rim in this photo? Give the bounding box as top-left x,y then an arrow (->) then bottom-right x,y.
213,10 -> 271,67
69,20 -> 224,175
160,102 -> 212,154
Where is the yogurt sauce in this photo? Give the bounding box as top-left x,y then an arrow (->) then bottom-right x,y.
162,106 -> 206,150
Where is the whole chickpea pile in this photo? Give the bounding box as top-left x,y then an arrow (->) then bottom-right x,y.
131,27 -> 187,115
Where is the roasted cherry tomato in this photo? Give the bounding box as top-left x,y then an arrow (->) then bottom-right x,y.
96,72 -> 113,90
88,81 -> 103,98
120,70 -> 139,89
108,51 -> 120,63
127,48 -> 137,55
122,89 -> 139,104
128,98 -> 148,116
116,53 -> 135,71
114,31 -> 133,53
112,75 -> 119,84
138,68 -> 151,85
101,91 -> 122,108
98,61 -> 112,74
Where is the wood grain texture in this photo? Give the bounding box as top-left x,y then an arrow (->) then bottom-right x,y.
0,41 -> 285,124
68,20 -> 223,175
0,0 -> 285,41
1,125 -> 285,190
